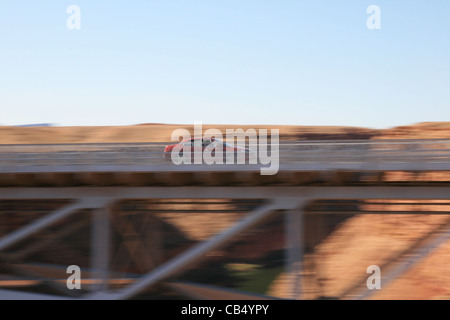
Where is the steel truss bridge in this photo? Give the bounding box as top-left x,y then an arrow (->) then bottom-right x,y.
1,139 -> 450,300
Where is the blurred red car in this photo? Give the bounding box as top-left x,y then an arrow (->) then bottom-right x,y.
164,138 -> 254,163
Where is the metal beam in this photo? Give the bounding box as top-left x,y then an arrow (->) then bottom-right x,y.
353,219 -> 450,300
6,217 -> 89,261
0,289 -> 72,300
0,196 -> 115,252
285,208 -> 304,300
90,206 -> 112,292
86,198 -> 303,300
0,201 -> 84,251
2,186 -> 450,201
2,185 -> 450,300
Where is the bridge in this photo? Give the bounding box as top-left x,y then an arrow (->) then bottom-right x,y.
1,139 -> 450,299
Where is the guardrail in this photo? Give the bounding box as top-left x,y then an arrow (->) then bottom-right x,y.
1,139 -> 450,171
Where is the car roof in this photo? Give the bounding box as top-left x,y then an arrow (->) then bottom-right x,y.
181,137 -> 221,142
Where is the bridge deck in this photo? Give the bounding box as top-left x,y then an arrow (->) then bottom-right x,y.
1,139 -> 450,186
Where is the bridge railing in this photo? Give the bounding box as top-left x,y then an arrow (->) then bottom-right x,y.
1,139 -> 450,169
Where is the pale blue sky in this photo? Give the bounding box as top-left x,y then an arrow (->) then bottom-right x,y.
1,1 -> 449,128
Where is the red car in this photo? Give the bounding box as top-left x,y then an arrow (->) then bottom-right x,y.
164,138 -> 254,163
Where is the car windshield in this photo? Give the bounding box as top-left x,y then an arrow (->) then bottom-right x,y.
210,139 -> 233,147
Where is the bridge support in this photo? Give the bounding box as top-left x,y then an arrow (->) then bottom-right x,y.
1,186 -> 450,299
90,206 -> 111,293
285,208 -> 304,299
